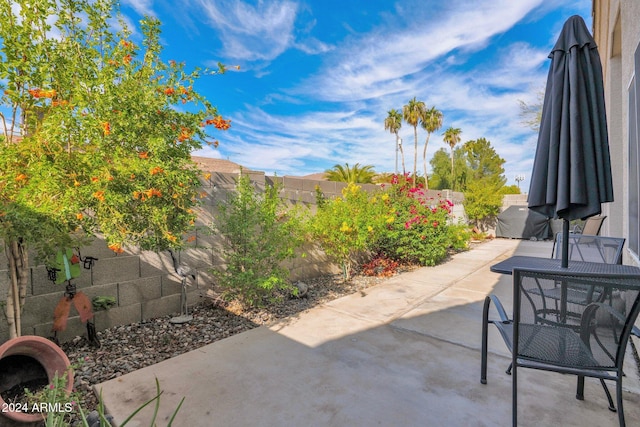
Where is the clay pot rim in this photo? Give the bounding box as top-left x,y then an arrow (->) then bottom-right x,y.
0,335 -> 73,423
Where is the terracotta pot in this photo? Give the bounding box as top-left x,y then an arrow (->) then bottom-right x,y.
0,335 -> 73,424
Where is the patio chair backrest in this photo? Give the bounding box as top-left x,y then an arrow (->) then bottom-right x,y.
552,233 -> 625,264
580,215 -> 606,235
514,268 -> 640,374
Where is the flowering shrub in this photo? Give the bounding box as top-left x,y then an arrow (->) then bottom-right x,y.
0,0 -> 228,338
309,183 -> 386,280
373,177 -> 467,266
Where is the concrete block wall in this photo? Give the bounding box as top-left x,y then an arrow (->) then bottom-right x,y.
0,171 -> 466,343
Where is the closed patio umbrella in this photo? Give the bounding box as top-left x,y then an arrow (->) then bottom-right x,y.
528,15 -> 613,267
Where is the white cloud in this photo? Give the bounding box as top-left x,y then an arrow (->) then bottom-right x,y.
121,0 -> 156,17
193,0 -> 299,61
299,0 -> 545,102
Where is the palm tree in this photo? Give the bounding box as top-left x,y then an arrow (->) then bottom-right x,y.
420,106 -> 443,189
443,126 -> 462,188
384,109 -> 405,175
402,97 -> 426,187
324,163 -> 376,183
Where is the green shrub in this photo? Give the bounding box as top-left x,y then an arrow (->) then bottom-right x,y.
373,178 -> 468,266
212,174 -> 304,306
309,183 -> 386,280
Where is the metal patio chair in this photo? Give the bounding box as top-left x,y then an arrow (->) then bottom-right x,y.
481,267 -> 640,427
537,235 -> 626,324
572,215 -> 607,235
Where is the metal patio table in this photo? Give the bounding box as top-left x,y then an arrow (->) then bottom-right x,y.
491,255 -> 640,324
491,256 -> 640,276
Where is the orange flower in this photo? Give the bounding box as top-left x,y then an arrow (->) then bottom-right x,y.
52,99 -> 69,107
107,175 -> 114,181
206,116 -> 231,130
28,88 -> 57,99
177,127 -> 192,142
15,173 -> 27,182
138,151 -> 149,159
76,213 -> 84,220
120,40 -> 133,48
91,177 -> 99,183
179,86 -> 189,95
108,243 -> 124,254
93,191 -> 105,202
203,173 -> 211,180
166,233 -> 178,243
187,235 -> 196,243
144,188 -> 162,198
108,59 -> 119,66
123,54 -> 132,65
130,174 -> 136,180
102,122 -> 111,136
164,87 -> 175,96
73,180 -> 81,187
150,166 -> 164,175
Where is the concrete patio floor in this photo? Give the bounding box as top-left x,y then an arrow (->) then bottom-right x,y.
96,238 -> 640,426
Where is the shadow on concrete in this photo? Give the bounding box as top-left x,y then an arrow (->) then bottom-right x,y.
95,239 -> 640,427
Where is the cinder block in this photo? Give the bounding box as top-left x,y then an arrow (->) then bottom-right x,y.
139,251 -> 172,279
298,191 -> 316,204
79,283 -> 118,303
81,235 -> 134,260
161,274 -> 185,296
266,175 -> 283,188
93,303 -> 142,331
210,172 -> 237,188
31,265 -> 92,296
246,171 -> 265,184
179,247 -> 213,270
283,176 -> 304,190
21,293 -> 67,329
141,294 -> 181,320
92,255 -> 140,285
118,277 -> 162,306
196,269 -> 216,290
312,180 -> 335,194
32,315 -> 87,342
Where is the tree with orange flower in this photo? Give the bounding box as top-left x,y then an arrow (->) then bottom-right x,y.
0,0 -> 230,338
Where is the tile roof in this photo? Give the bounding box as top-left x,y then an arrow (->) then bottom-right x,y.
191,156 -> 250,174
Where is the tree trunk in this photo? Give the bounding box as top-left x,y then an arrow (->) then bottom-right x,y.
4,239 -> 29,338
413,126 -> 418,188
423,135 -> 431,190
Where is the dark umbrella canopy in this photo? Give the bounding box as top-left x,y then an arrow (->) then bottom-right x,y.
528,15 -> 613,222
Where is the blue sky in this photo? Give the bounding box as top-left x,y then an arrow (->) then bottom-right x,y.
120,0 -> 592,190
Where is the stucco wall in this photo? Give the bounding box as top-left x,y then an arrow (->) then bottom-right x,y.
593,0 -> 640,264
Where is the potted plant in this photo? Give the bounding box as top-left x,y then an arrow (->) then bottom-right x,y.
0,335 -> 72,424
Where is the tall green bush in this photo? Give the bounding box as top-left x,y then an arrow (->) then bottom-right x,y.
310,183 -> 386,280
212,175 -> 304,306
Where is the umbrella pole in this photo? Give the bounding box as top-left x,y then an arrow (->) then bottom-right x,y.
562,218 -> 569,268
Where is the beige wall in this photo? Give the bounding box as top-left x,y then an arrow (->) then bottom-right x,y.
0,173 -> 464,343
593,0 -> 640,264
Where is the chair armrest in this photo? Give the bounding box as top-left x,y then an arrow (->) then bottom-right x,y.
583,301 -> 626,327
488,294 -> 509,322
